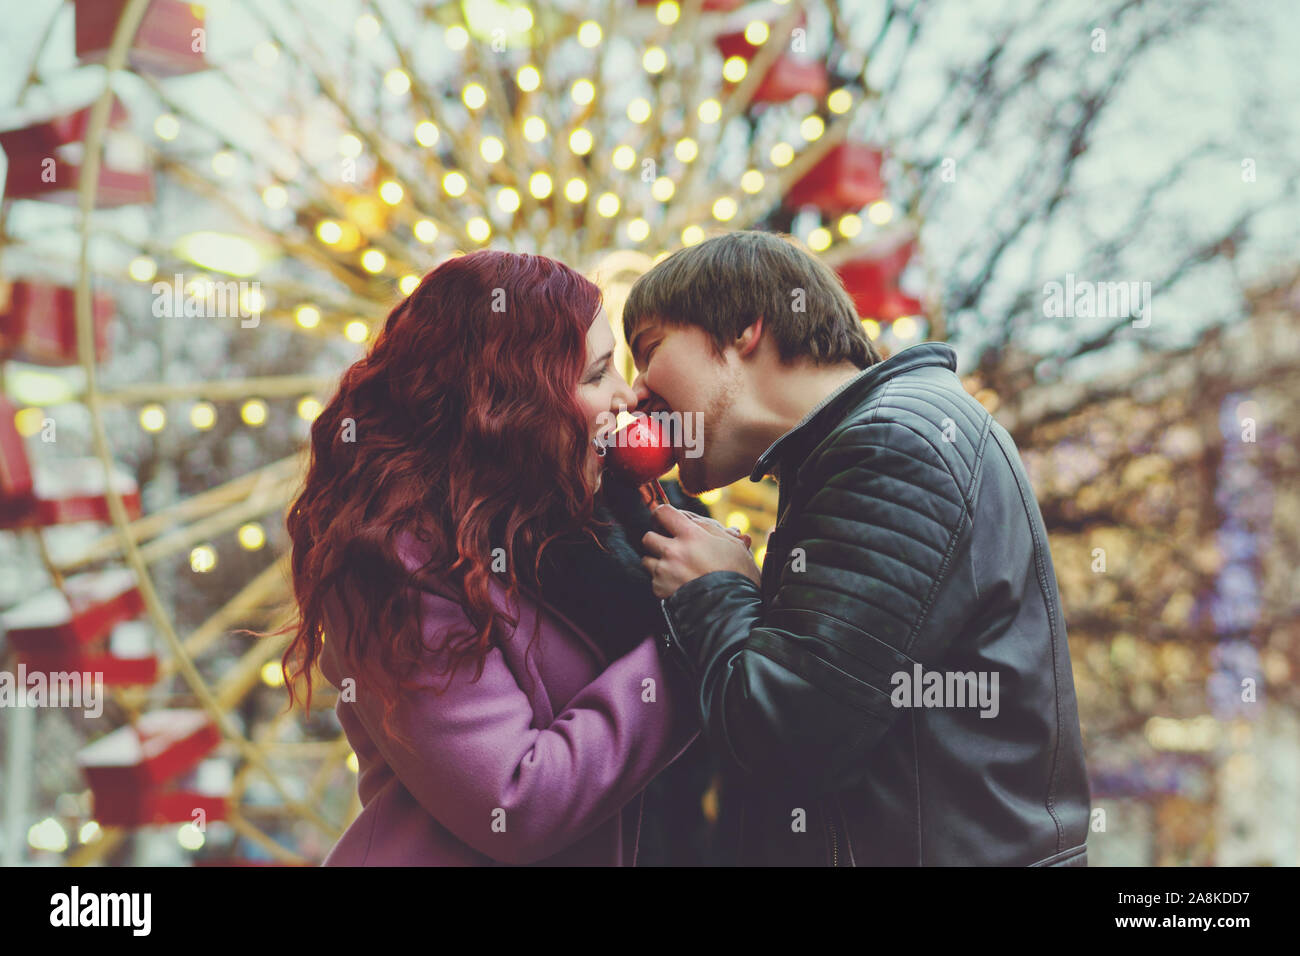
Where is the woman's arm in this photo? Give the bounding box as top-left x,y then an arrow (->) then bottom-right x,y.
338,587 -> 698,864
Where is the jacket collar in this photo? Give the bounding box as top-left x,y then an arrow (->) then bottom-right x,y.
749,341 -> 959,482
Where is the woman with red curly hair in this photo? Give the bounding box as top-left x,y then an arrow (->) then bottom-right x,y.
282,250 -> 698,865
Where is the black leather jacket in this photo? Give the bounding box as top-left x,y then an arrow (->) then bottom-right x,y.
660,342 -> 1091,865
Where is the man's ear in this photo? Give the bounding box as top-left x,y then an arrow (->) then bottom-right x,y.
735,315 -> 764,358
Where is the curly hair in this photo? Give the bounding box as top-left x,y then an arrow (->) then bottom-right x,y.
279,251 -> 604,744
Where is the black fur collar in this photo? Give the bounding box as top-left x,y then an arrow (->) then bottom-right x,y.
534,472 -> 665,661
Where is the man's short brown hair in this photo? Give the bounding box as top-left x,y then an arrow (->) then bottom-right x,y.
621,230 -> 881,369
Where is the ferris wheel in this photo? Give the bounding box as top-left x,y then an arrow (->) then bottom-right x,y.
0,0 -> 929,865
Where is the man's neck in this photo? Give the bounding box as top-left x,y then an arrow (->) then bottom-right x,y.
751,361 -> 867,453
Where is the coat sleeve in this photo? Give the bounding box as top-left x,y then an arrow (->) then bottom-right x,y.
661,419 -> 971,794
339,587 -> 698,865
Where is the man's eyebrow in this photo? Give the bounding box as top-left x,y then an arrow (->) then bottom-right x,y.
628,328 -> 653,362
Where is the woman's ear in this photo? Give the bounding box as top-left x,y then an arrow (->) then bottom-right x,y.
735,315 -> 764,358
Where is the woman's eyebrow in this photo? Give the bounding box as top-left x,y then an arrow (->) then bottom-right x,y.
586,348 -> 614,373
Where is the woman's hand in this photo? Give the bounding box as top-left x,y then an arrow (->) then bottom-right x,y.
682,510 -> 753,549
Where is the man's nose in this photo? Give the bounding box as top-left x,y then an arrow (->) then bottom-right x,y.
631,372 -> 653,408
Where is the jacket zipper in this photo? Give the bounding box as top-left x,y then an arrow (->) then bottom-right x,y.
823,796 -> 856,866
659,598 -> 696,679
823,799 -> 839,866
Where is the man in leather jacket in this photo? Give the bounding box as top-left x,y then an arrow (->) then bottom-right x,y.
623,231 -> 1091,866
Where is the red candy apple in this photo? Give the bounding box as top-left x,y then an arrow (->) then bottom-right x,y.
605,416 -> 676,485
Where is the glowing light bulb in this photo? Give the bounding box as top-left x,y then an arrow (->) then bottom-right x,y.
893,316 -> 919,340
523,116 -> 547,141
462,83 -> 486,109
260,661 -> 285,687
379,180 -> 404,205
612,145 -> 636,170
675,138 -> 698,162
577,22 -> 601,47
529,172 -> 553,198
339,133 -> 363,158
384,69 -> 411,95
828,88 -> 853,114
467,217 -> 491,241
480,136 -> 505,163
571,79 -> 595,105
596,192 -> 620,217
445,25 -> 469,50
627,98 -> 652,124
657,2 -> 680,25
497,187 -> 521,213
838,213 -> 862,238
808,227 -> 832,251
652,177 -> 675,201
211,150 -> 236,177
569,128 -> 594,155
723,57 -> 748,82
698,99 -> 721,123
355,14 -> 380,40
262,184 -> 287,209
712,197 -> 737,221
128,256 -> 157,282
745,21 -> 770,45
413,219 -> 438,243
800,115 -> 825,141
295,305 -> 321,328
770,142 -> 794,166
443,171 -> 468,197
189,401 -> 216,429
241,399 -> 267,426
238,522 -> 266,550
154,113 -> 179,140
414,121 -> 439,147
643,47 -> 667,74
317,220 -> 343,244
297,396 -> 323,420
344,320 -> 369,342
139,404 -> 165,432
190,545 -> 216,573
627,218 -> 650,242
740,169 -> 765,193
14,407 -> 42,438
240,287 -> 265,315
564,178 -> 588,203
361,249 -> 387,273
867,200 -> 893,225
517,65 -> 541,92
682,225 -> 705,246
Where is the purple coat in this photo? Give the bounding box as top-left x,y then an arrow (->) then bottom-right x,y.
318,536 -> 699,866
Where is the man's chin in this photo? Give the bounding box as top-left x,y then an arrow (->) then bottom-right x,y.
676,457 -> 711,497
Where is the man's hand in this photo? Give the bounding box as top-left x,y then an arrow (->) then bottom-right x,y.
641,504 -> 762,599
